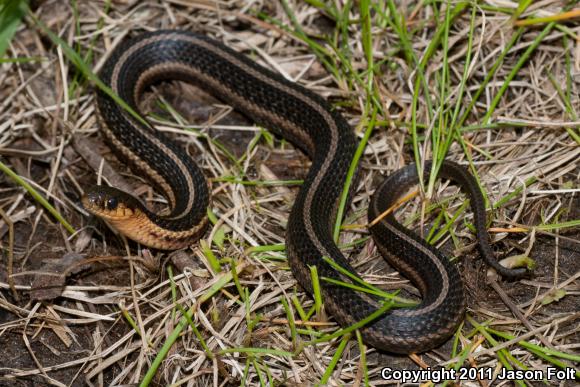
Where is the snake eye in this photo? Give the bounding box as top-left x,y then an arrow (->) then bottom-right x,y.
106,197 -> 118,210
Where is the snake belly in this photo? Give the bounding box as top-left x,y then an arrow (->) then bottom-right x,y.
88,30 -> 527,354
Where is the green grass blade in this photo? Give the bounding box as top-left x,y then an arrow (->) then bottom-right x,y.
0,159 -> 75,234
319,334 -> 350,384
0,0 -> 26,58
333,107 -> 377,241
481,22 -> 554,124
305,300 -> 394,346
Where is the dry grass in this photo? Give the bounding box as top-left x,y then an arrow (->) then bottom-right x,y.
0,1 -> 579,386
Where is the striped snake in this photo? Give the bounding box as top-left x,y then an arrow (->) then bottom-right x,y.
82,30 -> 528,353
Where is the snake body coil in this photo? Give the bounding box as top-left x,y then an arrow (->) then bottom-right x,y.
83,30 -> 527,353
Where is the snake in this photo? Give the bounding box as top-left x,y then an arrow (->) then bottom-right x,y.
82,30 -> 529,354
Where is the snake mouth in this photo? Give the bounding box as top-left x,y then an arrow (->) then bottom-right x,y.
82,186 -> 140,220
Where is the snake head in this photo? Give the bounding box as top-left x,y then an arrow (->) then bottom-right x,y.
82,185 -> 199,250
82,186 -> 142,220
82,185 -> 151,246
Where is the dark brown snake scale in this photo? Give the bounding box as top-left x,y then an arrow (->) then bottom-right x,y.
83,30 -> 529,353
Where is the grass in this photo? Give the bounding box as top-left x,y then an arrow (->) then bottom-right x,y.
0,159 -> 75,234
0,0 -> 26,58
0,1 -> 578,386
